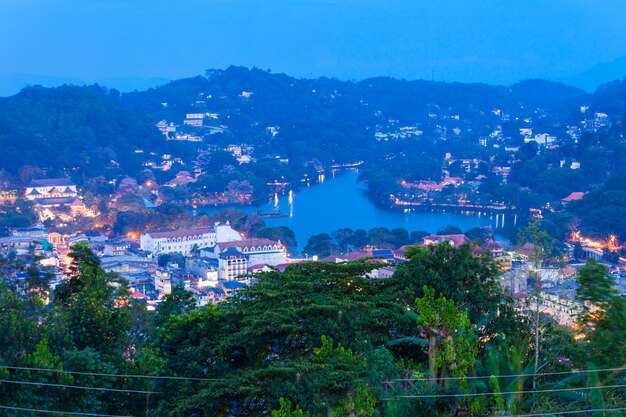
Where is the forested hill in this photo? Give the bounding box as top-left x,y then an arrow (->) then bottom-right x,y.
0,66 -> 624,188
121,66 -> 592,170
125,67 -> 587,121
0,85 -> 163,178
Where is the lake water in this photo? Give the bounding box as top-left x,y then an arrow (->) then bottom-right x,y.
198,170 -> 515,253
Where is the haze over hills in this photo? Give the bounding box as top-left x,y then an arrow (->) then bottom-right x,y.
556,56 -> 626,92
3,56 -> 626,97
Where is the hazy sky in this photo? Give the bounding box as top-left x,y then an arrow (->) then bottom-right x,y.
1,0 -> 626,84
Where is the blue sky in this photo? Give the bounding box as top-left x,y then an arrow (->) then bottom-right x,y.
1,0 -> 625,85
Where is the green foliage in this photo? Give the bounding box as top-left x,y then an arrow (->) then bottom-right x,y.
7,239 -> 623,416
576,259 -> 618,313
50,243 -> 131,358
0,283 -> 40,364
304,233 -> 337,257
332,386 -> 377,417
0,199 -> 37,229
154,285 -> 197,328
581,296 -> 626,370
313,336 -> 365,369
393,242 -> 525,343
570,171 -> 626,241
158,251 -> 186,268
437,225 -> 462,235
576,260 -> 626,370
572,241 -> 584,260
0,85 -> 163,178
517,219 -> 563,267
272,398 -> 318,417
413,286 -> 478,381
256,226 -> 298,252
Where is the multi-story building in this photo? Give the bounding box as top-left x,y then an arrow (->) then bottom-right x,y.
186,258 -> 219,287
205,238 -> 287,280
139,222 -> 242,256
154,269 -> 172,295
218,247 -> 249,281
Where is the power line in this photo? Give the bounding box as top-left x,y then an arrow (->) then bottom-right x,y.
0,378 -> 160,394
0,364 -> 227,382
0,405 -> 134,417
383,383 -> 626,399
386,366 -> 626,383
6,363 -> 626,386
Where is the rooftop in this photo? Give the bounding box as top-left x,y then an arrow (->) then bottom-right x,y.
220,247 -> 245,258
562,192 -> 586,202
28,178 -> 75,187
145,227 -> 214,239
218,238 -> 281,250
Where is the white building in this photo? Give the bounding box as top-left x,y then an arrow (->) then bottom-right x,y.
140,223 -> 242,256
524,133 -> 556,147
183,119 -> 203,127
202,238 -> 287,280
25,178 -> 78,205
186,258 -> 219,287
216,247 -> 249,281
154,269 -> 172,295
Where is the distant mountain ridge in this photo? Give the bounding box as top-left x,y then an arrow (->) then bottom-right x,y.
0,72 -> 170,97
556,56 -> 626,92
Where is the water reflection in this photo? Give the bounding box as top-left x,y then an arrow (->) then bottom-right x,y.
198,171 -> 515,252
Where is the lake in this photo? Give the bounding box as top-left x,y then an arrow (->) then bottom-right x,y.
197,170 -> 515,253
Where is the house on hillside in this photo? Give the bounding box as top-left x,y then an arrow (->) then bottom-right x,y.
561,192 -> 585,206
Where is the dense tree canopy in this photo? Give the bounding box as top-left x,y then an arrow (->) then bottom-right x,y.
1,244 -> 626,416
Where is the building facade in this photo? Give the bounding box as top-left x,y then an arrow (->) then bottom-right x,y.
139,223 -> 242,256
209,238 -> 287,280
25,178 -> 78,205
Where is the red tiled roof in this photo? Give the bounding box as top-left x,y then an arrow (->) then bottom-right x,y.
218,238 -> 281,250
517,243 -> 536,256
165,176 -> 196,186
484,239 -> 503,251
145,227 -> 214,239
319,251 -> 369,263
342,251 -> 370,261
274,263 -> 288,271
561,192 -> 585,202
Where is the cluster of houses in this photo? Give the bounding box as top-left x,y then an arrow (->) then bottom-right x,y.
110,222 -> 288,307
1,213 -> 593,327
1,175 -> 592,325
1,220 -> 289,310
